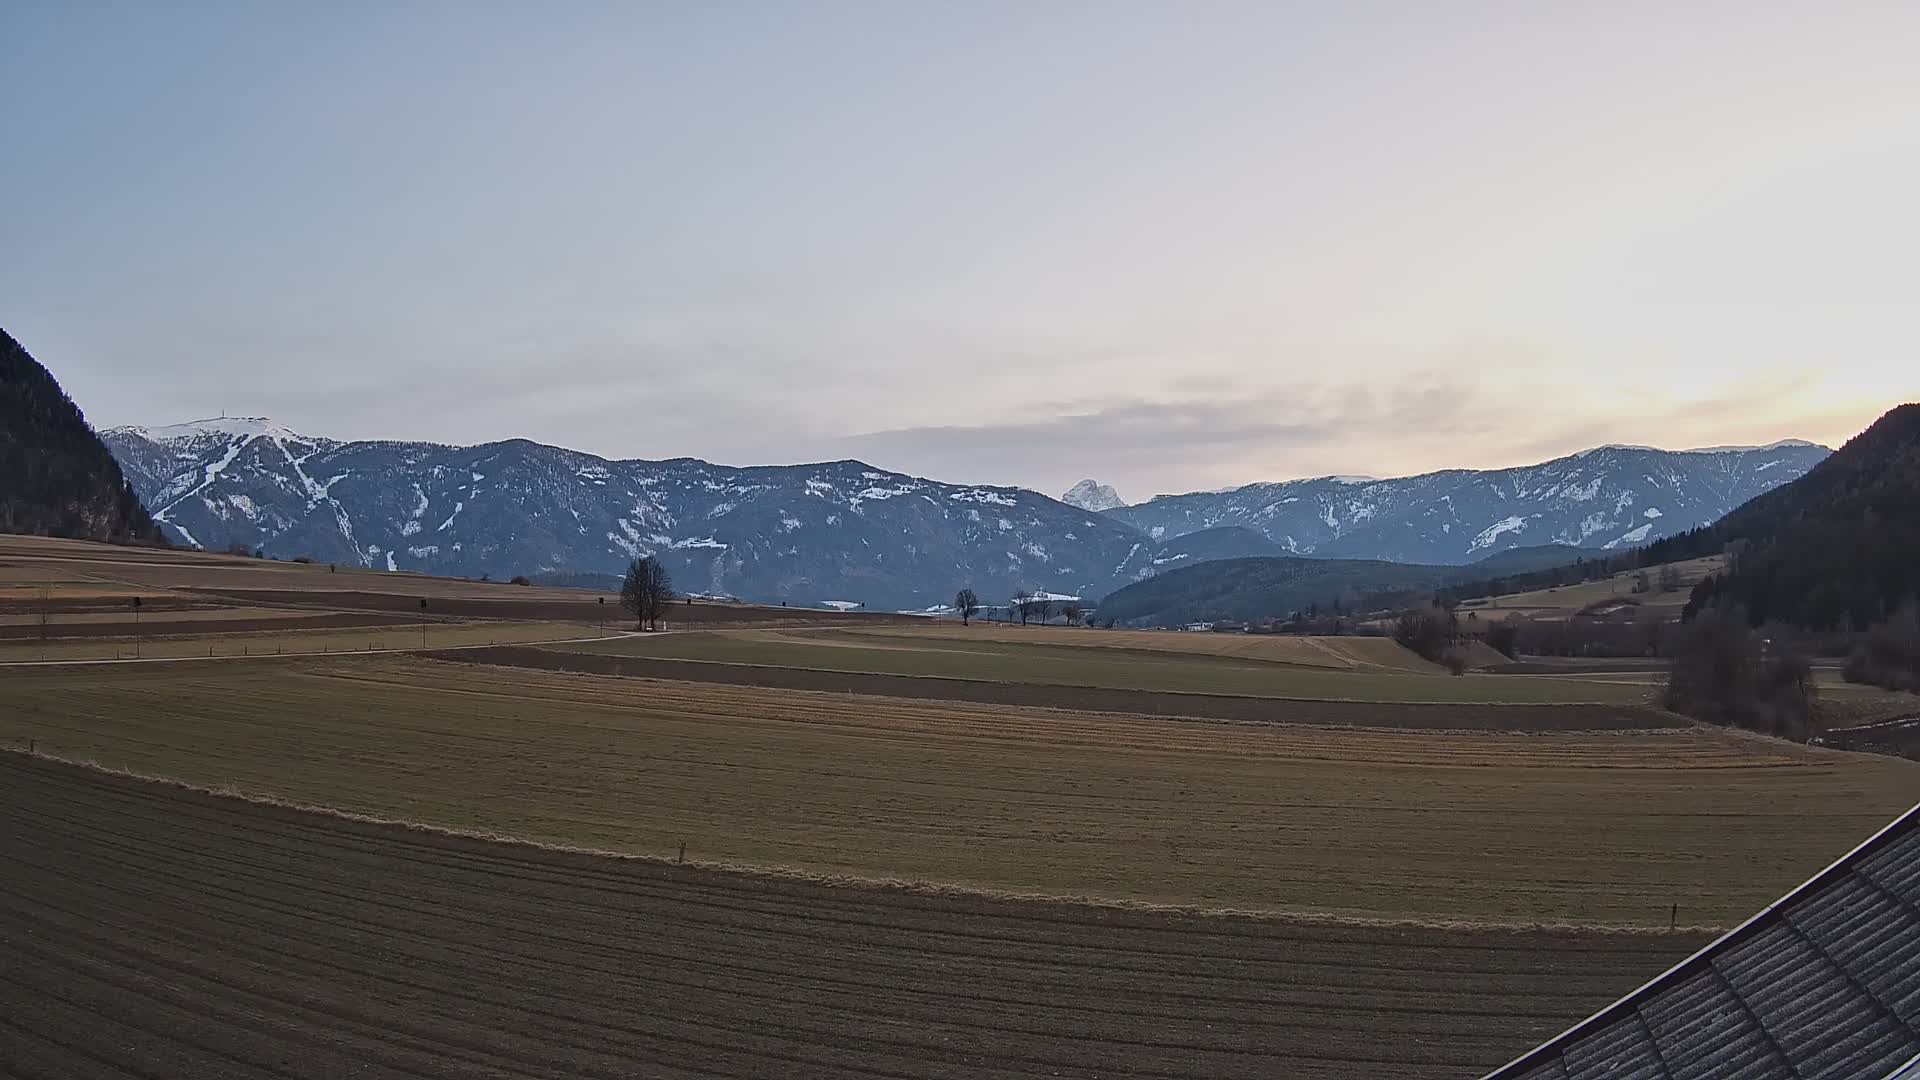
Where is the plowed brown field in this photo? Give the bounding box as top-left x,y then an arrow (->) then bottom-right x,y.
0,753 -> 1706,1080
5,656 -> 1914,927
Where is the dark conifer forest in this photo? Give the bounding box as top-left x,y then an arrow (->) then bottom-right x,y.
1,328 -> 163,544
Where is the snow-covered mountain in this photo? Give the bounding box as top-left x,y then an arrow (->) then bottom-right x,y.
103,419 -> 1162,609
102,419 -> 1828,608
1105,441 -> 1830,564
1061,479 -> 1125,512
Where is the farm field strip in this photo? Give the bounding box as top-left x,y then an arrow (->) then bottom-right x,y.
0,619 -> 601,661
3,656 -> 1912,927
1458,556 -> 1725,622
0,753 -> 1709,1080
553,631 -> 1656,705
459,645 -> 1686,731
838,624 -> 1449,672
0,606 -> 324,626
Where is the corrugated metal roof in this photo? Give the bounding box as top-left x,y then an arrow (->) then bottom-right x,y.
1486,803 -> 1920,1080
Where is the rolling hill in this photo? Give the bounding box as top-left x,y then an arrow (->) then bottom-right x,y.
1093,543 -> 1619,627
1664,403 -> 1920,631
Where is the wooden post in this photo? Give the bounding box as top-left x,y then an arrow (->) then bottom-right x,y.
1670,903 -> 1677,929
677,842 -> 686,864
27,738 -> 35,755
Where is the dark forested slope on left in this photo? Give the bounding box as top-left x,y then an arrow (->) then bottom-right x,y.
0,328 -> 161,543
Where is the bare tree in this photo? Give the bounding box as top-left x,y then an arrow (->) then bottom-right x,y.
1061,602 -> 1085,626
1657,564 -> 1684,593
954,588 -> 980,626
621,556 -> 675,631
1013,590 -> 1034,626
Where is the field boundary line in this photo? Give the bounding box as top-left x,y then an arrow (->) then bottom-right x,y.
0,748 -> 1721,936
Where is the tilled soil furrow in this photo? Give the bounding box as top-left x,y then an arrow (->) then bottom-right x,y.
4,760 -> 1668,958
5,784 -> 1662,1004
0,754 -> 1697,1079
3,819 -> 1520,1072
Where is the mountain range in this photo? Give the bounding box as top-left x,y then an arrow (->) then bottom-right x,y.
101,417 -> 1828,610
1093,440 -> 1830,564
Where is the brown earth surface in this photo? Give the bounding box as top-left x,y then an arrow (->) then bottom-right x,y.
446,645 -> 1687,731
0,610 -> 415,640
0,752 -> 1707,1080
187,588 -> 922,627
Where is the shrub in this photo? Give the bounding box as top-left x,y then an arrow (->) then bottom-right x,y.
509,575 -> 532,587
1391,606 -> 1456,663
1663,604 -> 1817,740
1844,605 -> 1920,693
1484,620 -> 1519,660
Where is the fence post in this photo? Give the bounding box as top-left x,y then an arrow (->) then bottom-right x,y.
677,841 -> 686,864
1670,903 -> 1677,929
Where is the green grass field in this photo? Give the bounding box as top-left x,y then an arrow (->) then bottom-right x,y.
553,629 -> 1658,705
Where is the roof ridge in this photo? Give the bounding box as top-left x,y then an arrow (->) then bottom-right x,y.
1483,800 -> 1920,1078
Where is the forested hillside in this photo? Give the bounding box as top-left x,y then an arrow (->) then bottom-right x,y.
1674,404 -> 1920,631
0,329 -> 162,544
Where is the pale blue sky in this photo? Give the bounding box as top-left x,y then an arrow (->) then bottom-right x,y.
5,1 -> 1917,498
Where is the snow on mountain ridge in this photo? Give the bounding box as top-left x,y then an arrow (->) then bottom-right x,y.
1105,440 -> 1830,566
101,419 -> 1828,608
1061,479 -> 1125,512
110,417 -> 308,444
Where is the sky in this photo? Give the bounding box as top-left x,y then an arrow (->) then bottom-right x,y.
4,2 -> 1918,500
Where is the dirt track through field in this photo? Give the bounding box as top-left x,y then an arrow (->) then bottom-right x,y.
453,645 -> 1682,730
0,753 -> 1704,1080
